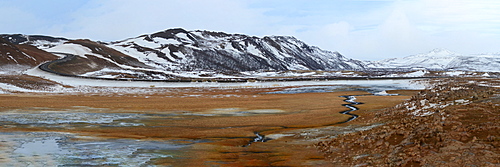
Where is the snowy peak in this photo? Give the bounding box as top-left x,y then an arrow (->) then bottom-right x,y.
368,48 -> 500,72
421,48 -> 457,57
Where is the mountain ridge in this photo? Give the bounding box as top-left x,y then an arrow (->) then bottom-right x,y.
31,28 -> 368,79
1,28 -> 499,80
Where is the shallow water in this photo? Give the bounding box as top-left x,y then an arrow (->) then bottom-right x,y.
265,83 -> 421,94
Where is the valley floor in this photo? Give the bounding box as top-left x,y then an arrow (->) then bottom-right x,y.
0,75 -> 498,166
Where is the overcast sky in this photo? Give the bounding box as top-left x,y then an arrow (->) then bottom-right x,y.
1,0 -> 499,60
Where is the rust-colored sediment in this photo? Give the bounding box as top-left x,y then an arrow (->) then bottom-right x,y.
0,87 -> 413,166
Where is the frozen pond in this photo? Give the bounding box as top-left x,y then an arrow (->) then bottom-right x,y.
0,132 -> 189,166
0,112 -> 145,127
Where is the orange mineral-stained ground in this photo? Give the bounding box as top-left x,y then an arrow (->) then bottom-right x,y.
0,87 -> 414,166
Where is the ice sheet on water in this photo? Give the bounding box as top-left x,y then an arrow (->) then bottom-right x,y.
0,112 -> 144,126
1,132 -> 186,166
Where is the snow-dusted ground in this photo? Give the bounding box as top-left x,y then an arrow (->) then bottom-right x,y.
0,83 -> 40,93
25,66 -> 425,90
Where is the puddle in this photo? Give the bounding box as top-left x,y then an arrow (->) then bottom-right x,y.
0,132 -> 191,166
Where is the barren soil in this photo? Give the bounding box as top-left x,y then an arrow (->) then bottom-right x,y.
316,78 -> 500,166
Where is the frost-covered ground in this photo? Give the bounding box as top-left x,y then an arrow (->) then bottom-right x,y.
391,78 -> 499,117
15,66 -> 424,92
9,63 -> 497,95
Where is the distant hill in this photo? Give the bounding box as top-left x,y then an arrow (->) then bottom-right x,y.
0,36 -> 58,67
366,48 -> 500,72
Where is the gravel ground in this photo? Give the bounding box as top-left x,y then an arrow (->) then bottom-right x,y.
316,78 -> 500,166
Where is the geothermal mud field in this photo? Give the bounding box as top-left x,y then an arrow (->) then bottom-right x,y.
0,77 -> 498,166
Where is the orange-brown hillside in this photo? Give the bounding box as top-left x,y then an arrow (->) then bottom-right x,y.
0,38 -> 58,67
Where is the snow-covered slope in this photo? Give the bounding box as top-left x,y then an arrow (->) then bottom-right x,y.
0,37 -> 58,67
39,28 -> 366,79
107,28 -> 365,72
367,48 -> 500,72
446,54 -> 500,72
1,34 -> 67,50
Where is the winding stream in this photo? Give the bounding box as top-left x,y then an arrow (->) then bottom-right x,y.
338,95 -> 362,124
246,95 -> 364,146
244,132 -> 270,147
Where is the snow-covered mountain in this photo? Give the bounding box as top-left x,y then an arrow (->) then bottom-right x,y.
106,28 -> 365,71
367,48 -> 500,72
1,29 -> 498,80
29,28 -> 366,79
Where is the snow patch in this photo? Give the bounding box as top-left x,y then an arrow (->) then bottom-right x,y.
445,71 -> 465,76
46,43 -> 91,58
374,90 -> 398,96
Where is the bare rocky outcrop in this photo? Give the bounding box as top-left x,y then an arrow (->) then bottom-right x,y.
316,78 -> 500,166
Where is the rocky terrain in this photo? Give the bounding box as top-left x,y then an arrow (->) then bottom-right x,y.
316,78 -> 500,166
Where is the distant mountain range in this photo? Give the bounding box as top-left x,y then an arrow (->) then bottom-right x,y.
1,28 -> 499,80
365,48 -> 500,72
